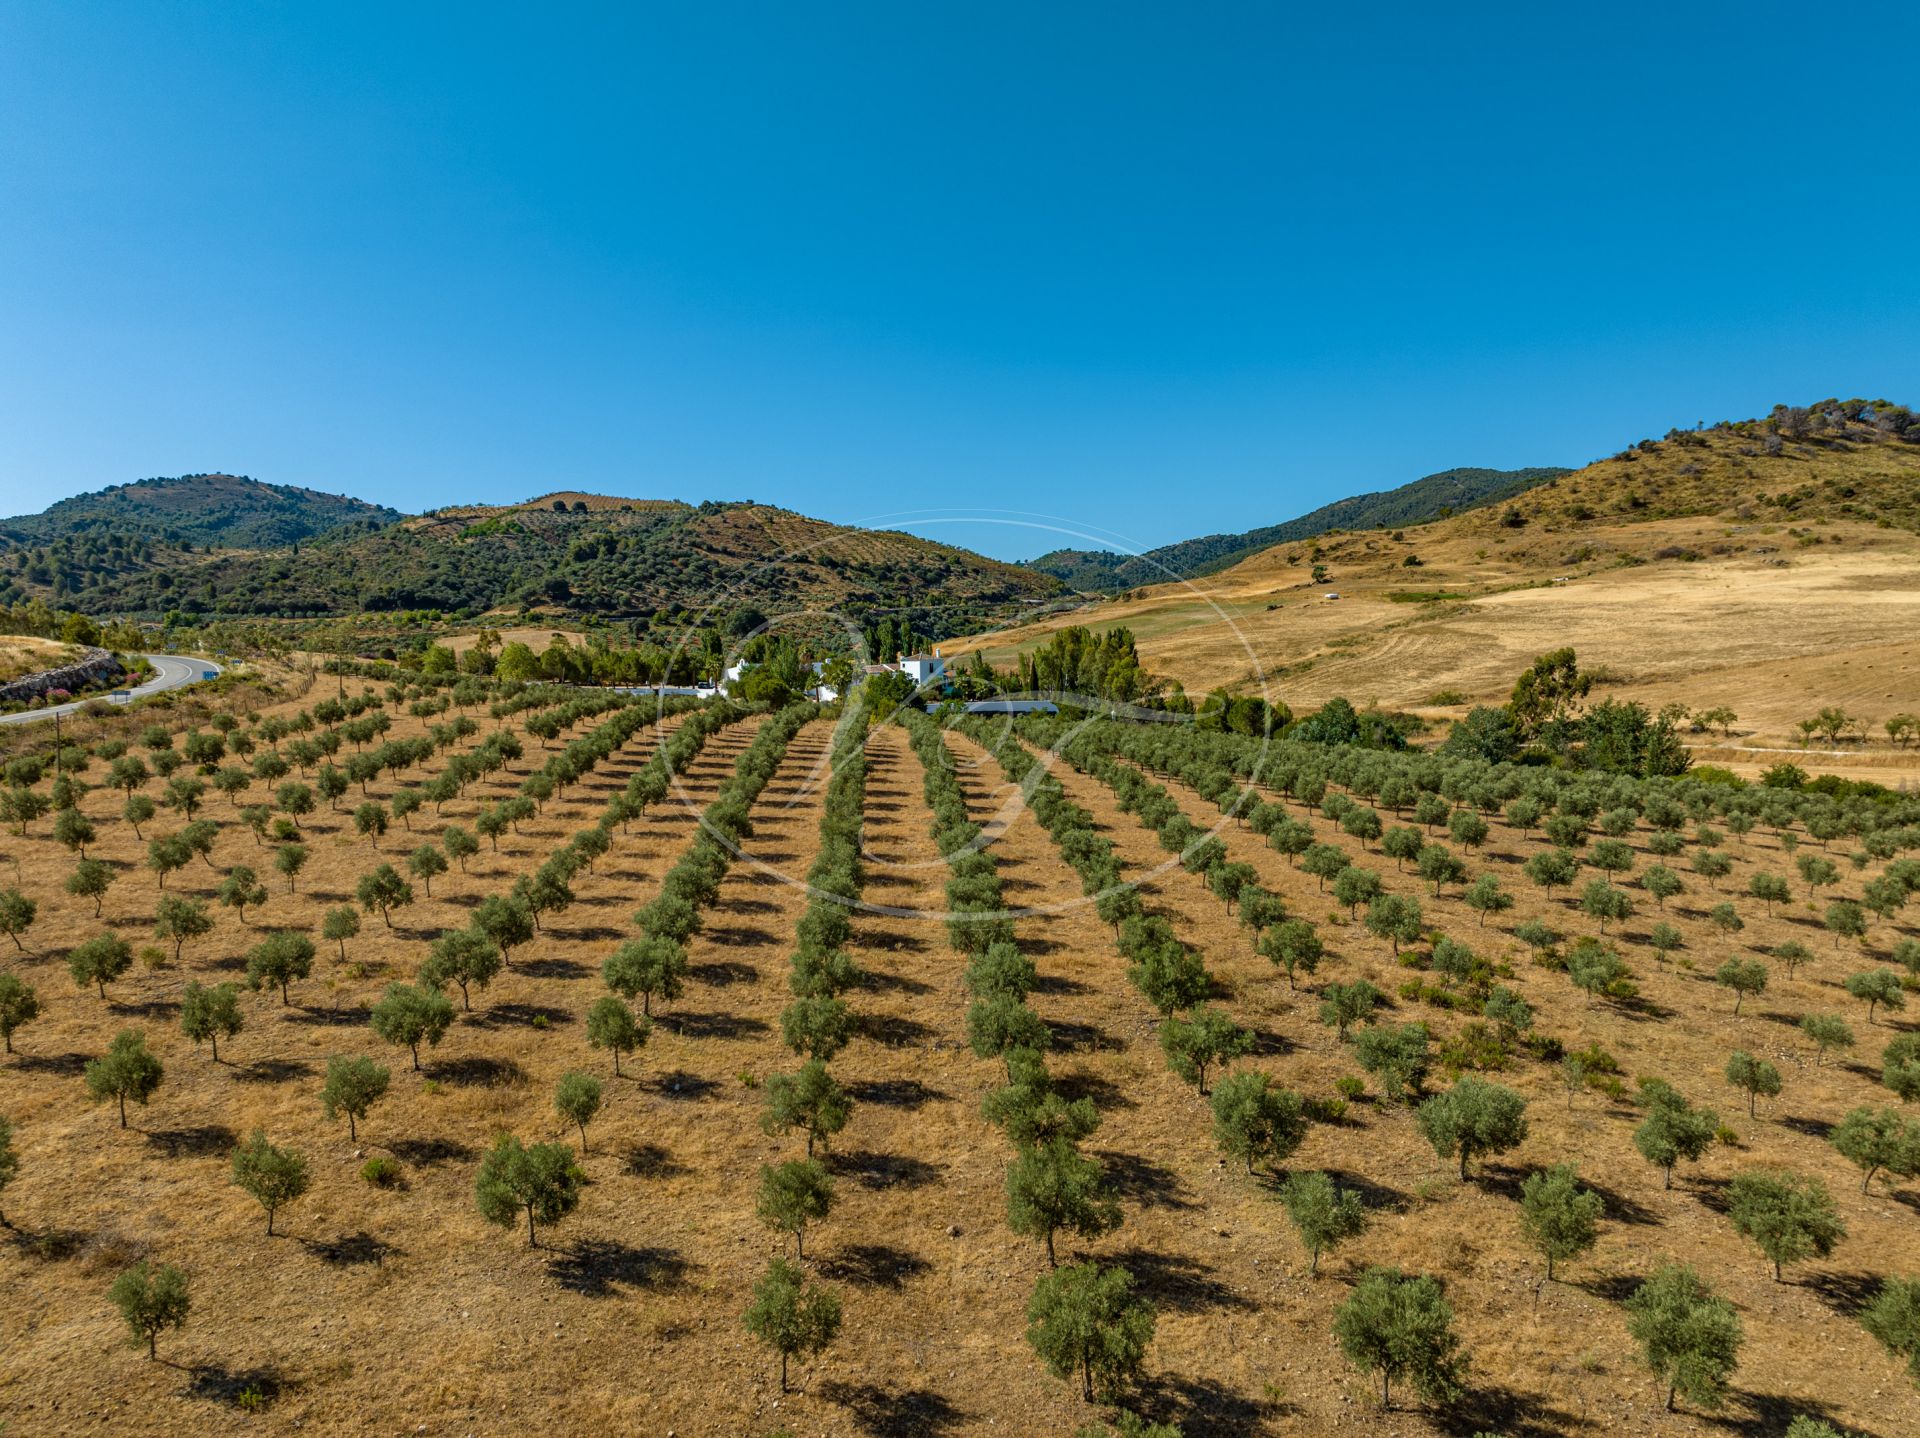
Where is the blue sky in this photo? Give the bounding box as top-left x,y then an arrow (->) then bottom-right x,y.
3,2 -> 1916,560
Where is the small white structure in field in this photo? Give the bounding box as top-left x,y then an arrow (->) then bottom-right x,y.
898,649 -> 947,685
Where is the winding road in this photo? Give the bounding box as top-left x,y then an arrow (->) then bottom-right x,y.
0,653 -> 223,726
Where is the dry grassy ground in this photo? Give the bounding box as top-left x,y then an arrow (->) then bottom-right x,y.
4,688 -> 1919,1436
951,513 -> 1920,786
0,636 -> 81,684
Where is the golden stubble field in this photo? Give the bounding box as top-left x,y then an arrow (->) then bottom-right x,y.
949,509 -> 1920,786
2,686 -> 1919,1436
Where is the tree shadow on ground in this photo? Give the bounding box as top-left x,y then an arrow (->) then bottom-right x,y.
1057,1072 -> 1135,1110
470,1003 -> 574,1030
1575,1270 -> 1645,1303
622,1143 -> 688,1179
1803,1268 -> 1883,1318
847,1078 -> 949,1109
863,1013 -> 937,1048
1320,1167 -> 1412,1214
1094,1150 -> 1197,1210
144,1124 -> 237,1159
545,923 -> 625,943
12,1051 -> 89,1076
300,1231 -> 396,1267
232,1057 -> 313,1085
1710,1391 -> 1883,1438
818,1382 -> 967,1437
702,925 -> 779,947
668,1010 -> 769,1041
1136,1373 -> 1278,1438
387,1136 -> 473,1166
284,1006 -> 371,1028
1433,1384 -> 1584,1438
1048,1019 -> 1122,1054
515,955 -> 588,979
110,998 -> 180,1020
430,1055 -> 529,1089
1780,1113 -> 1835,1141
832,1150 -> 944,1191
4,1224 -> 88,1261
650,1069 -> 721,1100
179,1363 -> 293,1410
819,1243 -> 933,1290
1106,1247 -> 1256,1313
690,959 -> 758,987
547,1239 -> 693,1297
858,966 -> 934,995
1575,1176 -> 1660,1226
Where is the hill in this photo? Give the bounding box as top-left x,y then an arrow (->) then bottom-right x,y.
1,489 -> 1065,638
1024,465 -> 1571,590
952,398 -> 1920,775
1,473 -> 400,549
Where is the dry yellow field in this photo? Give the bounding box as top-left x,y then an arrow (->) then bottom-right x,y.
0,636 -> 81,684
954,512 -> 1920,784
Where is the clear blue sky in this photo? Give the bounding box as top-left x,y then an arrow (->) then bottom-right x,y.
3,2 -> 1916,559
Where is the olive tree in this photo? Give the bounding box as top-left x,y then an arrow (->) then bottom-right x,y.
743,1256 -> 842,1393
1209,1070 -> 1306,1175
1025,1262 -> 1155,1403
1518,1164 -> 1602,1285
1624,1263 -> 1742,1412
1861,1276 -> 1920,1385
1279,1170 -> 1366,1276
1006,1138 -> 1122,1265
108,1260 -> 191,1359
1333,1266 -> 1466,1410
474,1134 -> 583,1246
368,982 -> 455,1070
1158,1004 -> 1252,1094
179,981 -> 243,1062
554,1071 -> 603,1151
246,931 -> 315,1006
68,932 -> 133,1000
756,1157 -> 834,1258
1416,1077 -> 1528,1179
1724,1050 -> 1782,1117
320,1054 -> 391,1140
761,1059 -> 852,1156
1633,1084 -> 1719,1189
585,996 -> 648,1077
85,1029 -> 163,1127
1727,1169 -> 1844,1282
229,1129 -> 310,1235
0,972 -> 41,1053
1831,1106 -> 1920,1192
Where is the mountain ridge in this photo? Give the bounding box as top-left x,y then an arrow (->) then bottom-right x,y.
1023,465 -> 1572,590
1,473 -> 401,549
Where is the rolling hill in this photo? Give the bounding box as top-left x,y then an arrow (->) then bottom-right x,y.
1023,465 -> 1571,590
0,485 -> 1065,638
952,399 -> 1920,773
1,473 -> 400,549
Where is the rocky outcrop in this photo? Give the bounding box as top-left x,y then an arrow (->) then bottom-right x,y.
0,646 -> 122,704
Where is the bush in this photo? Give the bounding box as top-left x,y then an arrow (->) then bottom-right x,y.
360,1155 -> 403,1188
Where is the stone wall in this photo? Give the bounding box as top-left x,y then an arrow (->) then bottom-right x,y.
0,646 -> 123,704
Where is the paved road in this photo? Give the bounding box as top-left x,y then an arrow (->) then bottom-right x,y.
0,653 -> 223,726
